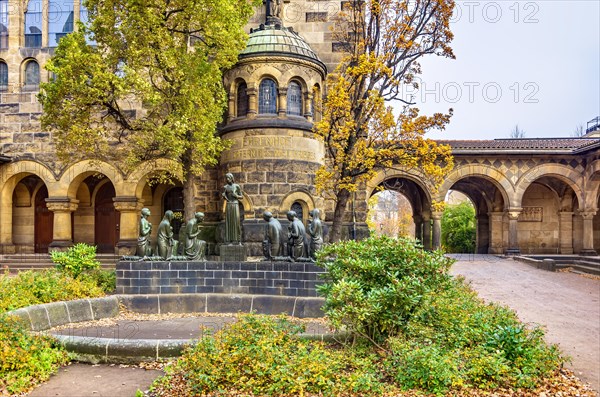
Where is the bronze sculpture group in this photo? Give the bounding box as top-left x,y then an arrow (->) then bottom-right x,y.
136,208 -> 207,261
135,173 -> 323,261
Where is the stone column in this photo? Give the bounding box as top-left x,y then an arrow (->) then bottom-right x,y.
42,0 -> 49,49
422,212 -> 431,250
113,197 -> 143,256
46,198 -> 79,251
247,87 -> 257,119
431,211 -> 443,250
227,95 -> 235,122
559,211 -> 574,254
505,209 -> 521,255
413,214 -> 423,243
277,87 -> 287,118
579,210 -> 597,256
488,212 -> 504,254
304,92 -> 314,122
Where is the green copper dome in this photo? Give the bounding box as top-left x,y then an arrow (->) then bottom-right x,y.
239,24 -> 322,64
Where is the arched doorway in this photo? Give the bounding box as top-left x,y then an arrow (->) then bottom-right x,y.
163,187 -> 184,236
368,190 -> 414,238
95,183 -> 119,253
34,185 -> 53,253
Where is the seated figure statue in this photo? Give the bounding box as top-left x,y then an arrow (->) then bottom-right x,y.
183,212 -> 207,261
308,208 -> 323,260
287,210 -> 306,261
157,210 -> 178,259
136,208 -> 153,257
262,211 -> 283,259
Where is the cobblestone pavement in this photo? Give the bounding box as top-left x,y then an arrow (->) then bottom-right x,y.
450,255 -> 600,393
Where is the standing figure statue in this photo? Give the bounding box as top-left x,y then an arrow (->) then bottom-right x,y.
157,210 -> 178,259
308,208 -> 323,260
222,173 -> 243,244
287,210 -> 306,261
136,208 -> 153,257
183,212 -> 207,261
262,211 -> 283,259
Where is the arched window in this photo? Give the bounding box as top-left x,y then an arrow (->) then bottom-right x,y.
24,0 -> 42,48
0,0 -> 8,49
258,78 -> 277,114
48,0 -> 74,47
236,81 -> 248,118
24,60 -> 40,90
286,81 -> 303,116
0,61 -> 7,91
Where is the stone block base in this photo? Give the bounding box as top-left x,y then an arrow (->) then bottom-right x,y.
219,244 -> 247,261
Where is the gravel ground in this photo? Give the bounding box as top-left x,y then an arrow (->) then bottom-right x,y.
449,254 -> 600,393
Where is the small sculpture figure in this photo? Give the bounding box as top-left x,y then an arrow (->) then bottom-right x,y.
308,208 -> 323,260
222,172 -> 243,244
262,211 -> 283,259
287,210 -> 306,261
157,210 -> 178,259
136,208 -> 153,257
183,212 -> 207,261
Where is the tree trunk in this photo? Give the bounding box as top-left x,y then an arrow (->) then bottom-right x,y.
183,175 -> 196,222
328,189 -> 351,243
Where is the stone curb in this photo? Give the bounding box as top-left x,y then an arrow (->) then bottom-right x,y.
7,294 -> 327,363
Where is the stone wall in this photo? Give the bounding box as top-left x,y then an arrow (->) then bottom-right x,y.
116,260 -> 325,297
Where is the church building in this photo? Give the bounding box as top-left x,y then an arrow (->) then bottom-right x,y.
0,0 -> 599,257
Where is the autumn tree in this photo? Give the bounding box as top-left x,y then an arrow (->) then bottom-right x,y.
39,0 -> 259,219
314,0 -> 455,242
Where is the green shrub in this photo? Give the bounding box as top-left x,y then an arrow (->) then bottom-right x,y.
51,243 -> 100,278
0,269 -> 107,313
152,314 -> 386,396
389,279 -> 563,392
316,236 -> 454,343
0,313 -> 69,394
441,202 -> 476,253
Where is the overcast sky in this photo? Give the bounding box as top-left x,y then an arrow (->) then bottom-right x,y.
396,0 -> 600,140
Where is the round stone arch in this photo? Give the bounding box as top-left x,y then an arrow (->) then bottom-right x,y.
437,164 -> 512,207
56,160 -> 123,199
584,159 -> 600,209
515,164 -> 584,209
279,190 -> 316,221
366,168 -> 434,203
0,160 -> 56,246
249,66 -> 282,86
127,159 -> 182,200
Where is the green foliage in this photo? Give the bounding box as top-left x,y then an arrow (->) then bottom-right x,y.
385,279 -> 562,393
0,269 -> 108,313
441,201 -> 476,253
51,243 -> 100,278
153,314 -> 386,396
0,314 -> 69,394
39,0 -> 260,181
316,236 -> 454,343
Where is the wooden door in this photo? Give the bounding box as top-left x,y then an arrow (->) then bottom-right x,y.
163,187 -> 184,236
34,185 -> 53,253
95,183 -> 119,253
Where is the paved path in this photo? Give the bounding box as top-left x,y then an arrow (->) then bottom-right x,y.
450,254 -> 600,393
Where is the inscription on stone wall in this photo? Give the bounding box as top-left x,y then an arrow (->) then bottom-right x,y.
221,135 -> 321,162
518,207 -> 543,222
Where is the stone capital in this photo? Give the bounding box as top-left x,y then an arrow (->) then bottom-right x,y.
579,209 -> 597,220
506,208 -> 522,220
113,196 -> 144,212
431,211 -> 443,220
45,198 -> 79,213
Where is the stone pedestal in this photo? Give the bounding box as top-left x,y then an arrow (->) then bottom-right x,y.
220,244 -> 247,261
